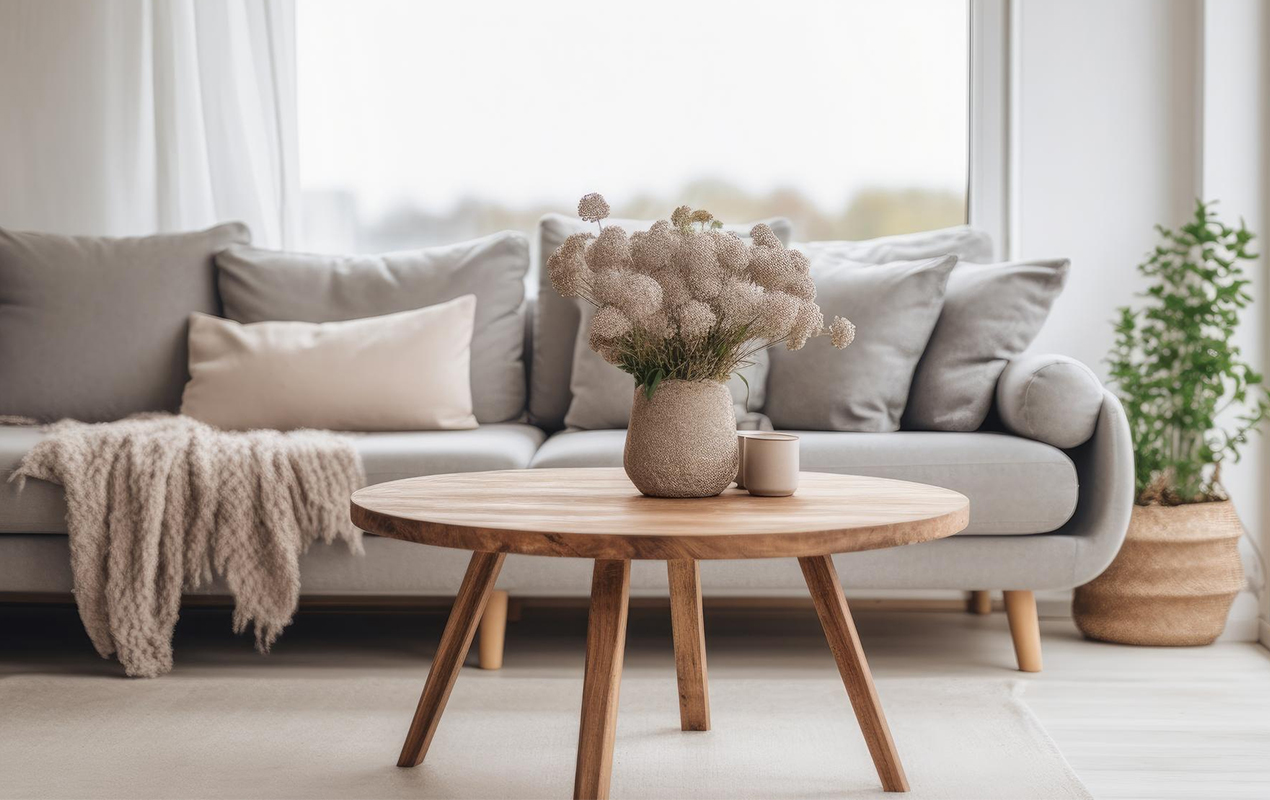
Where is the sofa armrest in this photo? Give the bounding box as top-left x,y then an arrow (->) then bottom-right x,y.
996,353 -> 1105,449
1053,388 -> 1136,585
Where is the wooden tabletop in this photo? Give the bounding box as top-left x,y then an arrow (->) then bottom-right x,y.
350,468 -> 969,561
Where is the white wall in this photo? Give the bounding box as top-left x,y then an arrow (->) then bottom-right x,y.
1013,0 -> 1269,638
1202,0 -> 1270,635
1019,0 -> 1201,362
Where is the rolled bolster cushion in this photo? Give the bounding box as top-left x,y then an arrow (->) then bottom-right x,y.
995,353 -> 1104,449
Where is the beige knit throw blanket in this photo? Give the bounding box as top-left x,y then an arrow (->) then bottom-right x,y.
10,414 -> 364,678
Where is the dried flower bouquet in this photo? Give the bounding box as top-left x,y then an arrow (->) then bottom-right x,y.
549,193 -> 855,398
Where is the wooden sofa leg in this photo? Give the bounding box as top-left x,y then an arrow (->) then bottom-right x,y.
1003,590 -> 1042,673
506,597 -> 524,622
478,590 -> 509,670
968,590 -> 992,615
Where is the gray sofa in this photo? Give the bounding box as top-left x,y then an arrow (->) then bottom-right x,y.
0,221 -> 1135,673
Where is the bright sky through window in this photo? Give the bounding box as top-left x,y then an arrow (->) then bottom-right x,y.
298,0 -> 969,252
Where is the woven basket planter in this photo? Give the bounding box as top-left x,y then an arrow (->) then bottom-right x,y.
1074,501 -> 1245,646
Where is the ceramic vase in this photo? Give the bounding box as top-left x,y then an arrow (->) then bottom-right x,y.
624,379 -> 738,498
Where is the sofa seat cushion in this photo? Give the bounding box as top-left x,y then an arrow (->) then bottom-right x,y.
350,424 -> 546,485
530,429 -> 1078,535
0,423 -> 546,534
0,426 -> 64,534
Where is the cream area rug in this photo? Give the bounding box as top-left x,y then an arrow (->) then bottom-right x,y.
0,674 -> 1089,799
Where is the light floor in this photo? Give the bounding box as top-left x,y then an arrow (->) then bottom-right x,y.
3,601 -> 1269,800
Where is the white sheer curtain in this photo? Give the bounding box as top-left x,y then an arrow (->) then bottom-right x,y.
0,0 -> 299,247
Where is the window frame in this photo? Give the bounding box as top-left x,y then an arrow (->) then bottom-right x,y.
968,0 -> 1012,260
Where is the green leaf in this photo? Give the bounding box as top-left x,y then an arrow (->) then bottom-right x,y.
645,369 -> 664,400
737,371 -> 751,411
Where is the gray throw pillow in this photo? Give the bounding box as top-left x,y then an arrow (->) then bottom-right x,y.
564,302 -> 770,431
530,213 -> 792,432
902,259 -> 1069,431
0,222 -> 250,422
216,231 -> 529,424
764,255 -> 957,432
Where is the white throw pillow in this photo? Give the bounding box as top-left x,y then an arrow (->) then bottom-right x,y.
180,296 -> 478,431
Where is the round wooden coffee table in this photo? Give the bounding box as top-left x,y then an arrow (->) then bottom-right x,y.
350,468 -> 969,798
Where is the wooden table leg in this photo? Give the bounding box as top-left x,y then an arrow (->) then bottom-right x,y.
799,555 -> 909,793
574,559 -> 631,800
667,559 -> 710,731
397,550 -> 505,768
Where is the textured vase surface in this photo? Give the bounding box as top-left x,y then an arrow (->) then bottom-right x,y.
1073,501 -> 1244,646
624,379 -> 738,498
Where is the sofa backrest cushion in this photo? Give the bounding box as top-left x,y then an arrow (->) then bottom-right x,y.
765,255 -> 957,432
903,258 -> 1070,432
795,224 -> 993,264
0,222 -> 250,422
531,213 -> 791,431
215,231 -> 529,424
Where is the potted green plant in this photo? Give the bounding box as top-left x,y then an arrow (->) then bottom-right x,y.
1075,200 -> 1267,645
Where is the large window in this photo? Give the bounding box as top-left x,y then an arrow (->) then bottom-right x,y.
297,0 -> 969,253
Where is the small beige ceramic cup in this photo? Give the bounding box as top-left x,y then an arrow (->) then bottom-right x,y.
735,431 -> 763,489
744,433 -> 800,497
